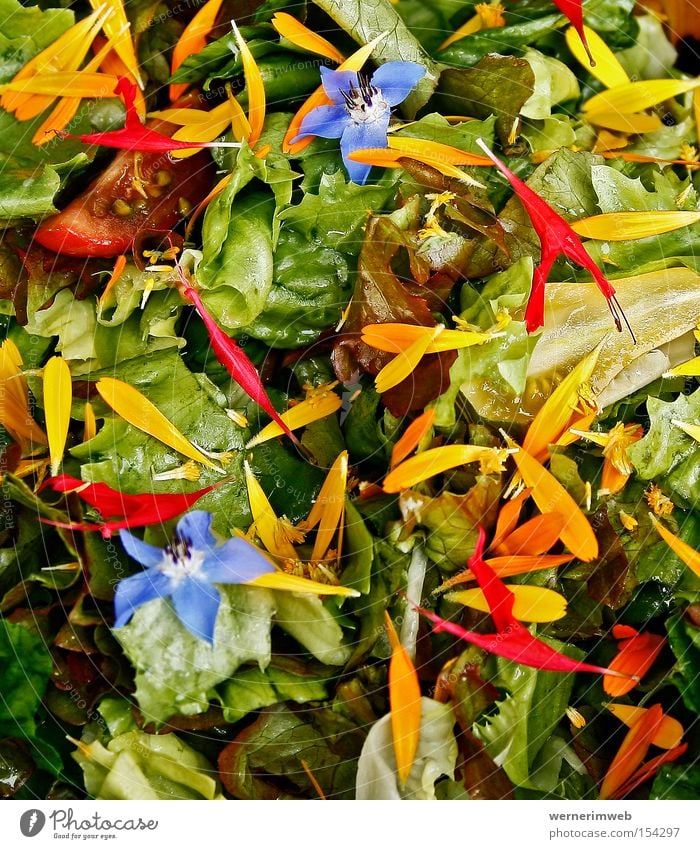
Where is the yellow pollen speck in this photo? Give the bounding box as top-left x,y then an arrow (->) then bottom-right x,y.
645,484 -> 674,516
619,510 -> 638,531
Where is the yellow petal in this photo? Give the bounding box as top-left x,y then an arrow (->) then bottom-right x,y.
664,355 -> 700,377
32,95 -> 81,145
375,326 -> 443,394
504,435 -> 598,562
0,340 -> 47,449
89,0 -> 142,87
283,32 -> 387,153
249,571 -> 359,596
438,13 -> 483,51
606,704 -> 684,750
246,387 -> 342,448
447,584 -> 568,623
150,107 -> 214,124
572,210 -> 700,241
385,612 -> 421,785
83,401 -> 97,443
244,461 -> 298,560
523,342 -> 602,462
95,377 -> 216,469
231,20 -> 265,146
170,0 -> 225,100
1,73 -> 121,99
272,12 -> 345,63
362,322 -> 494,354
383,444 -> 508,493
585,78 -> 700,116
672,419 -> 700,443
299,451 -> 348,562
565,25 -> 629,89
651,515 -> 700,578
43,356 -> 72,477
391,408 -> 435,468
584,111 -> 663,134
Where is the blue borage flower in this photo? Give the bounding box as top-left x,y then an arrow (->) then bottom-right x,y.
292,61 -> 426,184
114,511 -> 275,644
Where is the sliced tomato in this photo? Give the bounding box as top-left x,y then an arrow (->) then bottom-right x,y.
33,137 -> 214,258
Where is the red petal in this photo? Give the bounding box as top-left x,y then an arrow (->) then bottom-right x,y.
180,284 -> 294,441
476,140 -> 626,334
64,77 -> 215,152
551,0 -> 594,64
466,526 -> 515,632
415,604 -> 620,675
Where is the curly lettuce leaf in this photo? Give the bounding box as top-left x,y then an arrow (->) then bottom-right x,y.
474,638 -> 581,791
627,388 -> 700,505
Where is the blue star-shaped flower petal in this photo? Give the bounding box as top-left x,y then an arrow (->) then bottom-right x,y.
292,60 -> 426,185
114,511 -> 276,644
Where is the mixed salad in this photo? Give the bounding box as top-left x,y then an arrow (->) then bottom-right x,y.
0,0 -> 699,802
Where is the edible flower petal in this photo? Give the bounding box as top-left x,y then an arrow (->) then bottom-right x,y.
170,0 -> 224,101
650,515 -> 700,579
246,382 -> 342,448
391,409 -> 435,468
383,444 -> 510,493
585,78 -> 700,117
40,474 -> 216,538
475,139 -> 628,336
271,12 -> 345,63
603,625 -> 666,697
416,528 -> 626,676
115,511 -> 276,643
447,584 -> 568,623
0,339 -> 47,450
96,376 -> 218,469
572,210 -> 700,241
385,612 -> 421,785
438,2 -> 506,51
292,62 -> 426,184
231,20 -> 266,146
606,704 -> 684,750
565,25 -> 629,88
89,0 -> 142,87
43,356 -> 72,477
177,279 -> 294,441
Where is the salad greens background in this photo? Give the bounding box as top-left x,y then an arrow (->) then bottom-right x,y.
0,0 -> 698,801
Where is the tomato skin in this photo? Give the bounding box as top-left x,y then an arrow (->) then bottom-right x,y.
33,143 -> 214,258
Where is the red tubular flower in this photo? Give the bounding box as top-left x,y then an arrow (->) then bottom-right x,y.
603,625 -> 666,697
61,77 -> 237,153
551,0 -> 594,64
40,474 -> 216,538
178,282 -> 294,441
415,527 -> 631,677
476,139 -> 631,337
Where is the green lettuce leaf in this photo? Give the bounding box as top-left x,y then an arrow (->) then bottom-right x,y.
0,0 -> 73,82
651,763 -> 700,800
273,592 -> 351,666
115,585 -> 276,724
520,50 -> 580,120
0,619 -> 52,739
355,698 -> 458,799
627,388 -> 700,506
474,637 -> 581,790
666,612 -> 700,714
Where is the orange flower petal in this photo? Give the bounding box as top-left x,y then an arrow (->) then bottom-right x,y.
650,515 -> 700,579
606,704 -> 684,750
385,612 -> 421,785
599,704 -> 664,800
438,553 -> 573,591
375,325 -> 443,393
89,0 -> 142,87
494,512 -> 566,556
504,435 -> 598,562
170,0 -> 225,101
603,627 -> 665,697
490,488 -> 531,549
272,12 -> 345,63
391,409 -> 435,468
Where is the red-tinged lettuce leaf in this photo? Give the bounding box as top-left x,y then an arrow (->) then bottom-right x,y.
218,704 -> 366,799
332,213 -> 457,417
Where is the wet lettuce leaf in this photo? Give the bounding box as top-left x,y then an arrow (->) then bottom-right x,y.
355,698 -> 458,799
475,637 -> 581,790
0,619 -> 52,740
219,661 -> 330,723
651,763 -> 700,800
115,585 -> 276,724
627,388 -> 700,506
74,726 -> 223,800
273,592 -> 351,666
218,703 -> 365,799
666,612 -> 700,714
